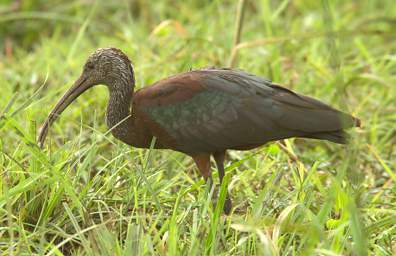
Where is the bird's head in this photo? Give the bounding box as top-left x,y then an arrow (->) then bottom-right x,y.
82,47 -> 134,87
38,47 -> 134,147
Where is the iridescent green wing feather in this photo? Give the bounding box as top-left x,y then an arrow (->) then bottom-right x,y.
138,69 -> 358,153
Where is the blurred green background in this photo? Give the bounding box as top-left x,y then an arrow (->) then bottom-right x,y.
1,0 -> 395,255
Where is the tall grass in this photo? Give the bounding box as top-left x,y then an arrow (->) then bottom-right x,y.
1,0 -> 396,255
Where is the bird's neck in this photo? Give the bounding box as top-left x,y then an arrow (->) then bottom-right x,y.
106,79 -> 135,141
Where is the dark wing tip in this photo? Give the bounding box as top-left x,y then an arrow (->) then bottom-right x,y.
354,117 -> 362,128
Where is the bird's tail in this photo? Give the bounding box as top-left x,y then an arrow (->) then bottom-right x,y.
302,115 -> 361,144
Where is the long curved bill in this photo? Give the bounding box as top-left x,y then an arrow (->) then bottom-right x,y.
38,75 -> 90,148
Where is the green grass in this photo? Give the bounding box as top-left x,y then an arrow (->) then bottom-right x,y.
1,0 -> 396,255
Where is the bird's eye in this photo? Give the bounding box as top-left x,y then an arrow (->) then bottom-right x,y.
85,62 -> 94,70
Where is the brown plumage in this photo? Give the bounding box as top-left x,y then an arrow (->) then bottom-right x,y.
38,48 -> 360,214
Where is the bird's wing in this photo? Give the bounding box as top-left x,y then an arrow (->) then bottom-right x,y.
134,69 -> 357,153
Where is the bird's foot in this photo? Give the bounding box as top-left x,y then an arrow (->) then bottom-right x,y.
224,197 -> 232,215
213,196 -> 232,215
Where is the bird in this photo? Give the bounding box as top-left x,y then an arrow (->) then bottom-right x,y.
38,47 -> 361,214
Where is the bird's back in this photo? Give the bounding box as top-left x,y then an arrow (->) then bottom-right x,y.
132,68 -> 360,154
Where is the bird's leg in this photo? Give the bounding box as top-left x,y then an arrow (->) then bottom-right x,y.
213,151 -> 232,215
192,153 -> 214,201
192,153 -> 212,181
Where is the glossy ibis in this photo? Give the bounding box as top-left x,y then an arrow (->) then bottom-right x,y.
38,48 -> 360,214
